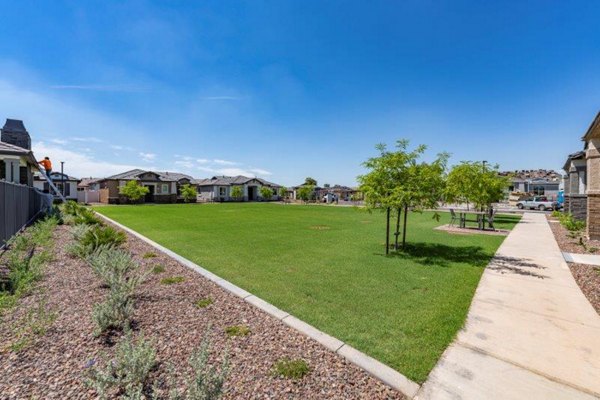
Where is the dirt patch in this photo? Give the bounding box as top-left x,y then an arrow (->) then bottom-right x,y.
434,224 -> 509,236
0,224 -> 404,399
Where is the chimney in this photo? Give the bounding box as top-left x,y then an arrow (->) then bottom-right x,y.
1,119 -> 31,150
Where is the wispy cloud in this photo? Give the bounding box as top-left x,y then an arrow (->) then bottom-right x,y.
213,159 -> 237,166
50,138 -> 68,145
139,152 -> 156,162
50,84 -> 148,92
72,136 -> 104,143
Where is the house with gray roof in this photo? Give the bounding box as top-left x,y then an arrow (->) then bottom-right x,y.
33,172 -> 80,201
0,119 -> 38,186
97,169 -> 194,204
195,175 -> 281,202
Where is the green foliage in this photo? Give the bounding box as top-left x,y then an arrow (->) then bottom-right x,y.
74,208 -> 102,225
181,184 -> 198,203
278,186 -> 288,199
445,161 -> 509,210
152,264 -> 166,274
230,185 -> 243,200
304,177 -> 317,186
161,276 -> 186,285
551,210 -> 562,218
195,298 -> 213,308
78,225 -> 127,256
225,325 -> 250,337
86,246 -> 145,293
167,335 -> 229,400
297,185 -> 314,202
558,213 -> 585,232
8,298 -> 57,353
92,287 -> 135,336
142,251 -> 157,259
119,180 -> 150,203
271,358 -> 310,380
259,186 -> 273,200
86,333 -> 156,399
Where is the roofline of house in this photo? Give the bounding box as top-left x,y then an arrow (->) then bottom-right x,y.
582,111 -> 600,141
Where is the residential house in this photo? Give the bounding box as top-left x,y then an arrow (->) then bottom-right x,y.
0,119 -> 38,186
33,172 -> 79,201
563,111 -> 600,239
97,169 -> 194,204
195,175 -> 281,202
501,169 -> 562,199
563,151 -> 587,221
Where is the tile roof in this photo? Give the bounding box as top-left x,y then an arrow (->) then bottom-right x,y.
34,172 -> 79,181
195,175 -> 281,187
0,141 -> 37,164
102,169 -> 194,182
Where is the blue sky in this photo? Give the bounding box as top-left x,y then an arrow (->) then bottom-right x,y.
0,1 -> 599,185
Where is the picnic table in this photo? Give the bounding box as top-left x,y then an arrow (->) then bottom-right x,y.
456,210 -> 492,230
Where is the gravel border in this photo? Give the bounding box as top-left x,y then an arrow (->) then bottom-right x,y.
0,222 -> 406,399
546,215 -> 600,316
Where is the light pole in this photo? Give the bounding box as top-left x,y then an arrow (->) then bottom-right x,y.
60,161 -> 65,199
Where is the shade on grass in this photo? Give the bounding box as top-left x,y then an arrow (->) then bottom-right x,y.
95,203 -> 519,383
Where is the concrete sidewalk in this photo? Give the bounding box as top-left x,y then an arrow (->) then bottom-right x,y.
418,212 -> 600,400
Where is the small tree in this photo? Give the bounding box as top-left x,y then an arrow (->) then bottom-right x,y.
445,162 -> 509,211
259,186 -> 273,201
358,140 -> 447,253
119,180 -> 149,203
230,185 -> 243,201
297,185 -> 314,203
278,186 -> 288,200
304,177 -> 317,186
180,184 -> 197,203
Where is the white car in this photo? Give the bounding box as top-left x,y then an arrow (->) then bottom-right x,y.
516,196 -> 559,211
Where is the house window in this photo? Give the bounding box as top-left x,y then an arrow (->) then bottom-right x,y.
580,172 -> 586,194
532,185 -> 545,195
219,187 -> 226,197
0,161 -> 5,180
19,166 -> 28,185
162,184 -> 169,194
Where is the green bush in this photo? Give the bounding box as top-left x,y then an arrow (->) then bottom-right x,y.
142,251 -> 157,259
225,325 -> 250,337
92,287 -> 135,336
119,180 -> 150,203
152,264 -> 166,274
271,358 -> 310,380
86,333 -> 156,399
86,246 -> 145,292
167,335 -> 229,400
161,276 -> 185,285
79,226 -> 126,255
181,184 -> 198,203
559,213 -> 585,232
195,298 -> 213,308
551,210 -> 562,218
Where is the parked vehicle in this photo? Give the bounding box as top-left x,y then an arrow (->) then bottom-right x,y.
516,196 -> 560,211
322,193 -> 338,203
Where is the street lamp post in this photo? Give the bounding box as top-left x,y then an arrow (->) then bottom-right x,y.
60,161 -> 65,200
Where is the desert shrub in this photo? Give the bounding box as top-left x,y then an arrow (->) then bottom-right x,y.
87,246 -> 145,292
86,333 -> 156,399
78,225 -> 126,256
167,335 -> 229,400
225,325 -> 250,337
9,298 -> 57,353
142,252 -> 157,259
550,210 -> 562,218
63,200 -> 83,216
559,213 -> 585,232
92,287 -> 135,336
271,358 -> 310,380
73,207 -> 102,225
161,276 -> 185,285
152,264 -> 166,274
195,298 -> 213,308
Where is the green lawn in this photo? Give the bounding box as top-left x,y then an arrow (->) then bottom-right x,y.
95,203 -> 520,383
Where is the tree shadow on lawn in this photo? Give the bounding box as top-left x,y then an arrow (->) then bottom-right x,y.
385,242 -> 493,268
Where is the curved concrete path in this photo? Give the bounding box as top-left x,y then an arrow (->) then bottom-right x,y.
418,212 -> 600,399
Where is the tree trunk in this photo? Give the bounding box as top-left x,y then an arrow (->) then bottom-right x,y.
385,207 -> 390,255
402,205 -> 408,247
395,207 -> 401,250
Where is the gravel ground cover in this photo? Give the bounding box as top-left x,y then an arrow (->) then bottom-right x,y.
0,224 -> 404,400
546,215 -> 600,315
